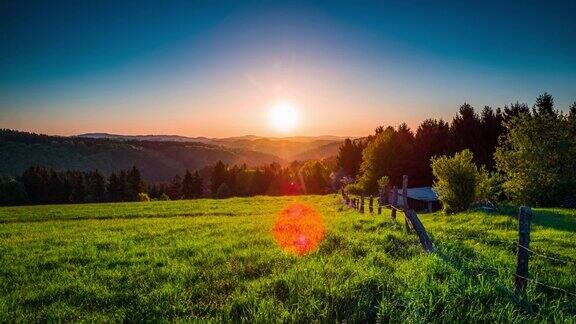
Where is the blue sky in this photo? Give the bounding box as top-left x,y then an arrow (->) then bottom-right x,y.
1,0 -> 575,136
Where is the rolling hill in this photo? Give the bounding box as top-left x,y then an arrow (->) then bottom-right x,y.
0,130 -> 282,182
78,132 -> 346,161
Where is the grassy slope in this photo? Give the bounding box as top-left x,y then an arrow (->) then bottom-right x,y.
0,196 -> 574,322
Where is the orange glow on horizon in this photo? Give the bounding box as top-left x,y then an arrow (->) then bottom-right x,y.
273,203 -> 324,256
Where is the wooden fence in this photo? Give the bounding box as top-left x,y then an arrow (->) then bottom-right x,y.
340,175 -> 574,299
341,175 -> 434,253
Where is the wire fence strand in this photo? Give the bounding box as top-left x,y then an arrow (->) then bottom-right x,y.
517,244 -> 576,266
515,274 -> 576,297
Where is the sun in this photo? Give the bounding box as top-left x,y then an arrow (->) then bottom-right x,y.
269,102 -> 299,133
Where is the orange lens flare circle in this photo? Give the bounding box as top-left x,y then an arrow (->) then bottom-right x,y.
273,203 -> 325,256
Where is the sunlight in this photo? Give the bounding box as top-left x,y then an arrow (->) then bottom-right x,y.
269,102 -> 299,133
272,203 -> 324,256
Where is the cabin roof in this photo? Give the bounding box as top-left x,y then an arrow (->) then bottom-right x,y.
394,187 -> 438,202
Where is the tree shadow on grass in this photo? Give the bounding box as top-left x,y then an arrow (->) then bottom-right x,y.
499,204 -> 576,233
531,209 -> 576,233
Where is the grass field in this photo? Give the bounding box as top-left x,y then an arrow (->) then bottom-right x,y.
0,195 -> 575,322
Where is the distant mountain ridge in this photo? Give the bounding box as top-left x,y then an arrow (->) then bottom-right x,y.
77,133 -> 347,143
77,133 -> 346,161
0,129 -> 281,182
0,130 -> 346,182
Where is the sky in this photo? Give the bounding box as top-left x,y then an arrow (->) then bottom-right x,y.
1,0 -> 575,137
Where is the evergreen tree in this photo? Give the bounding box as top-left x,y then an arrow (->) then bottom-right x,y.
450,103 -> 483,165
181,170 -> 196,199
69,171 -> 86,203
191,171 -> 203,198
336,138 -> 364,178
503,102 -> 530,122
21,166 -> 49,204
533,92 -> 556,117
300,160 -> 330,194
126,166 -> 146,201
568,102 -> 576,137
107,172 -> 123,202
210,161 -> 227,196
479,106 -> 505,169
414,119 -> 451,186
168,175 -> 182,200
87,170 -> 106,202
118,171 -> 129,201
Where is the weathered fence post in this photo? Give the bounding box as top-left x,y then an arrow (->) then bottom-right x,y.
360,194 -> 365,213
515,206 -> 532,294
378,187 -> 384,215
403,209 -> 434,252
391,186 -> 398,220
402,175 -> 409,209
369,195 -> 374,213
402,175 -> 411,231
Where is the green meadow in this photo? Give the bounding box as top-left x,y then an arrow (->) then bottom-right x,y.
0,195 -> 574,322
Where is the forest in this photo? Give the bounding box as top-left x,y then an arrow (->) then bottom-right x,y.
1,93 -> 575,208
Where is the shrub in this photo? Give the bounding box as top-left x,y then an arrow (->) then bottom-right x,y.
344,182 -> 364,195
216,183 -> 231,198
377,176 -> 389,191
0,177 -> 29,206
431,150 -> 489,214
137,192 -> 150,202
158,193 -> 170,201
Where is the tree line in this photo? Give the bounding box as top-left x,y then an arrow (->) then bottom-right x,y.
0,159 -> 333,205
338,92 -> 576,208
2,92 -> 574,208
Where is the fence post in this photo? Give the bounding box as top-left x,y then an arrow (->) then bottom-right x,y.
402,175 -> 409,209
402,175 -> 410,231
515,206 -> 532,294
369,195 -> 374,213
391,186 -> 398,220
360,194 -> 365,213
403,209 -> 434,252
378,187 -> 384,215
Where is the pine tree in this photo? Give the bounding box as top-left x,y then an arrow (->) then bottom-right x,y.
126,166 -> 146,201
191,171 -> 203,198
336,138 -> 364,178
168,175 -> 182,200
533,92 -> 556,117
181,170 -> 203,199
107,172 -> 122,202
210,161 -> 227,196
182,170 -> 194,199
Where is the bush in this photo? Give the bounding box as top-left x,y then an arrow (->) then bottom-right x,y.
216,183 -> 231,198
158,193 -> 170,201
137,192 -> 150,202
0,177 -> 29,206
377,176 -> 389,191
431,150 -> 490,214
344,182 -> 364,195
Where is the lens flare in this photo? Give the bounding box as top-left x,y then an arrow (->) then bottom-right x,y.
273,203 -> 324,256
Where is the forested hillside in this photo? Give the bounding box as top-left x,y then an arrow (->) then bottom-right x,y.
79,133 -> 344,161
0,130 -> 282,182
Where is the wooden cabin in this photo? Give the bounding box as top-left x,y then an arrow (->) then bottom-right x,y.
389,187 -> 441,212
